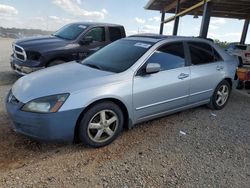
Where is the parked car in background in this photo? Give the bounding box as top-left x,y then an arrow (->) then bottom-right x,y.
226,43 -> 250,65
6,34 -> 238,147
10,22 -> 126,75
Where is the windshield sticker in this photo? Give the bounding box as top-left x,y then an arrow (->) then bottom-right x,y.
78,25 -> 87,29
134,43 -> 151,49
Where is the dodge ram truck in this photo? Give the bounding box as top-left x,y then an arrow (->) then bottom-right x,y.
10,22 -> 126,75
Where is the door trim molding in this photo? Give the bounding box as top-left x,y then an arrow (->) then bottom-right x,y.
136,99 -> 210,122
135,94 -> 189,111
189,89 -> 213,97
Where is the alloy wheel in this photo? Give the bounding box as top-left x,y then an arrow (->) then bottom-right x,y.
87,110 -> 118,143
216,85 -> 229,106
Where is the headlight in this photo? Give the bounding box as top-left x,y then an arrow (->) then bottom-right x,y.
22,93 -> 69,113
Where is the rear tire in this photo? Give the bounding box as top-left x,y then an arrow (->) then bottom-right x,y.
47,60 -> 66,67
78,101 -> 124,148
207,80 -> 231,110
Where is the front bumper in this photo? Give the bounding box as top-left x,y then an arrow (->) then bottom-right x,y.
5,92 -> 83,143
10,55 -> 44,76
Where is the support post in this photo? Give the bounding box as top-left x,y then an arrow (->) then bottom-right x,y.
240,19 -> 249,44
173,0 -> 180,35
199,1 -> 212,38
159,10 -> 165,35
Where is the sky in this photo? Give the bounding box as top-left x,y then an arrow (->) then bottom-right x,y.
0,0 -> 249,43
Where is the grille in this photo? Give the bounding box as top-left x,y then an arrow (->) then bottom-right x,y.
16,54 -> 25,61
8,91 -> 20,105
10,95 -> 20,105
15,46 -> 23,52
13,44 -> 27,61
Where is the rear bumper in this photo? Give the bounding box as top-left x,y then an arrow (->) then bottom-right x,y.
10,55 -> 44,76
5,93 -> 83,143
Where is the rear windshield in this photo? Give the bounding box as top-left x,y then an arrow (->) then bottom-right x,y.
81,39 -> 153,73
53,24 -> 87,40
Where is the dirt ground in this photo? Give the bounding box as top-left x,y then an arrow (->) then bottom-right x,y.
0,38 -> 249,187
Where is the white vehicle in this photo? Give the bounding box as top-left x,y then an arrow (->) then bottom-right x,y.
226,43 -> 250,65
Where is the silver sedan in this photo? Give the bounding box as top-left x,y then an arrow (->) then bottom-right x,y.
6,34 -> 238,147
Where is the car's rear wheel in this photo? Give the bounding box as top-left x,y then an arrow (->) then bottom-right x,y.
78,101 -> 124,148
47,60 -> 66,67
208,80 -> 231,110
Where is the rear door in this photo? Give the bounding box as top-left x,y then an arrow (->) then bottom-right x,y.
133,42 -> 190,122
108,27 -> 124,42
187,41 -> 224,104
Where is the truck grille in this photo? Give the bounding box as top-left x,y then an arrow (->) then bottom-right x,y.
13,44 -> 27,61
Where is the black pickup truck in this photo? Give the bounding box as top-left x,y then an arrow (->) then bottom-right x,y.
10,22 -> 126,75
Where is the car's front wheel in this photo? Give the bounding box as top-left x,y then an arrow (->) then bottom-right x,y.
208,80 -> 231,110
78,101 -> 124,148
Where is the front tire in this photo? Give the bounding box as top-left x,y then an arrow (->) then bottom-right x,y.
208,80 -> 231,110
79,101 -> 124,148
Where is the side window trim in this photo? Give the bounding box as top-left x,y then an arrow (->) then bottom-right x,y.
135,41 -> 187,76
183,41 -> 192,66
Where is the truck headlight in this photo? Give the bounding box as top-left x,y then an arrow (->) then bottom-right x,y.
21,93 -> 69,113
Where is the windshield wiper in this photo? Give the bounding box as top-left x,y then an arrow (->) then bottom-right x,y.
84,63 -> 102,70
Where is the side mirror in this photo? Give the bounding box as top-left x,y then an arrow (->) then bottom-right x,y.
79,36 -> 93,45
146,63 -> 161,74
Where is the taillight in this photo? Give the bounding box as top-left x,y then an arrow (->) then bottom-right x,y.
245,53 -> 250,58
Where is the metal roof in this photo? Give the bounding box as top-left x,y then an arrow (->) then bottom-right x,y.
145,0 -> 250,19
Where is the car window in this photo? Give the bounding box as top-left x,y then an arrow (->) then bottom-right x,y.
85,27 -> 105,42
188,42 -> 215,65
109,27 -> 122,42
146,42 -> 185,71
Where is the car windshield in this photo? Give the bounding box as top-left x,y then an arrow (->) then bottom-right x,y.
81,39 -> 153,73
53,24 -> 87,40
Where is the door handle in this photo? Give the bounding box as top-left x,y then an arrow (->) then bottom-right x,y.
178,73 -> 189,79
216,65 -> 224,71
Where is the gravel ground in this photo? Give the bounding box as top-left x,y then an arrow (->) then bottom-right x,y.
0,38 -> 250,188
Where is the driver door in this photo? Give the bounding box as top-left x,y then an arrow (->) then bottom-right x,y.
79,27 -> 108,59
133,42 -> 190,122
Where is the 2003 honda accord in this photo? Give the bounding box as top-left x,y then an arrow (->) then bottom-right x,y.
6,34 -> 238,147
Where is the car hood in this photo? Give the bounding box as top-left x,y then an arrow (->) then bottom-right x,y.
12,62 -> 117,103
15,35 -> 70,52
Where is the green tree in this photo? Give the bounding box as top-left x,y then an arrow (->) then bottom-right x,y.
214,39 -> 230,49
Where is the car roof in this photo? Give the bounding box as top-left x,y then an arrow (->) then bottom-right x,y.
128,33 -> 214,44
69,22 -> 123,27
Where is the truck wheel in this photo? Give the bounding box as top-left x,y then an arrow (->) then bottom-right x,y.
47,60 -> 66,67
207,80 -> 231,110
78,101 -> 124,148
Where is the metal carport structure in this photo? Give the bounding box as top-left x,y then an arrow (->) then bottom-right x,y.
145,0 -> 250,44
